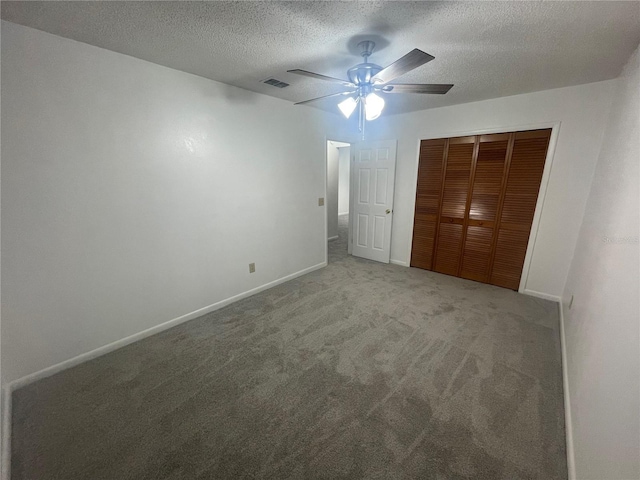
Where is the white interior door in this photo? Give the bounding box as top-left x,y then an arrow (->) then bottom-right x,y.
350,140 -> 397,263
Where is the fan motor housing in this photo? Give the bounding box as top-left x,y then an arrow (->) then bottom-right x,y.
347,63 -> 383,86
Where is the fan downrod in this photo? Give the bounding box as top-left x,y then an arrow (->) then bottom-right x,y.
348,40 -> 383,86
358,40 -> 376,62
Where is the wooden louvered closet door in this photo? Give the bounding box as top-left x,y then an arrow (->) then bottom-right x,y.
433,136 -> 474,276
460,134 -> 510,283
490,130 -> 551,289
410,128 -> 551,290
410,139 -> 446,270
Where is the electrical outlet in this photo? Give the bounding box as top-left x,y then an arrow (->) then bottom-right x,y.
249,263 -> 255,273
568,294 -> 574,309
318,197 -> 324,206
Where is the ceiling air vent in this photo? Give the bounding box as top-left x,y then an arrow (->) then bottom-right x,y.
263,78 -> 290,88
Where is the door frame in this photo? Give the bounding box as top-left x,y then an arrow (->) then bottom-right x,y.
406,121 -> 561,295
324,136 -> 356,265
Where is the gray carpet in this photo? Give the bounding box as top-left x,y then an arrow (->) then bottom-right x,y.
12,215 -> 567,479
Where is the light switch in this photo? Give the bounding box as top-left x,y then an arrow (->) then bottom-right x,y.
318,197 -> 325,206
249,263 -> 255,273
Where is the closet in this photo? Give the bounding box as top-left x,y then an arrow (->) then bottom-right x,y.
410,128 -> 551,290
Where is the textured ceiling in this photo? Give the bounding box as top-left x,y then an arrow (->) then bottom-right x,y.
2,1 -> 639,116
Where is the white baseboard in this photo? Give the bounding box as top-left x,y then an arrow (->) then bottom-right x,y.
338,212 -> 349,216
327,235 -> 339,242
2,386 -> 11,480
0,260 -> 327,479
390,259 -> 409,267
522,288 -> 561,303
558,302 -> 576,480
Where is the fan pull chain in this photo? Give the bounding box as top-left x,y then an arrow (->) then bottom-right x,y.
359,98 -> 366,140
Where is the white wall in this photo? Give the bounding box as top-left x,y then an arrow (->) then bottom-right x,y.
0,21 -> 340,384
562,47 -> 639,480
338,147 -> 350,215
0,20 -> 3,474
326,142 -> 339,239
365,80 -> 616,297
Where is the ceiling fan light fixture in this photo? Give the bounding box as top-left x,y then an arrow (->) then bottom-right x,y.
338,96 -> 358,119
288,42 -> 452,136
364,92 -> 385,121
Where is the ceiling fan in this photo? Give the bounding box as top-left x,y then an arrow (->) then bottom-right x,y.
288,40 -> 453,137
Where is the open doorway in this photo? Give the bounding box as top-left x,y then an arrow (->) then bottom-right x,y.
327,140 -> 351,262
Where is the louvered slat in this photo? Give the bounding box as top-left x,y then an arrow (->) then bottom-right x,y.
440,142 -> 473,219
411,139 -> 445,269
461,138 -> 508,282
434,223 -> 464,275
468,140 -> 508,221
433,137 -> 474,275
460,226 -> 494,282
490,229 -> 531,289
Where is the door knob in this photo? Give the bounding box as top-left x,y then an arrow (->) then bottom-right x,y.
386,209 -> 391,214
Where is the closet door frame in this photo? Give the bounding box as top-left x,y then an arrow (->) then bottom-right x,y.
407,121 -> 561,294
